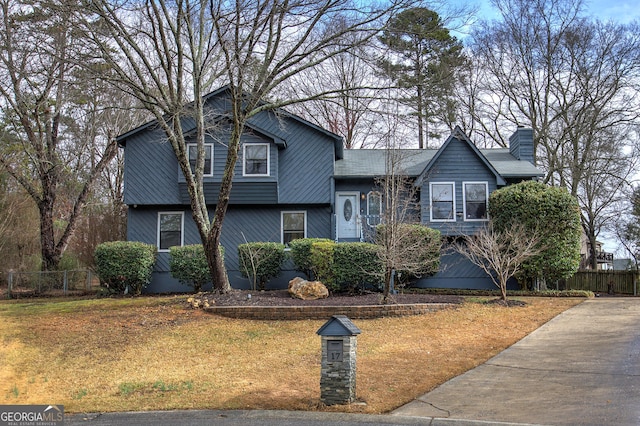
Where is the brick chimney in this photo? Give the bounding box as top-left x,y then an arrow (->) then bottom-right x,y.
509,126 -> 535,165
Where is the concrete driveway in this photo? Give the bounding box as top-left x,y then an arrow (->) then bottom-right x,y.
392,298 -> 640,425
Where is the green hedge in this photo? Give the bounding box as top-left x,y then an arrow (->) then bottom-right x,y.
489,180 -> 581,286
94,241 -> 157,295
309,240 -> 336,291
169,244 -> 211,293
334,242 -> 384,292
288,238 -> 334,279
238,242 -> 286,290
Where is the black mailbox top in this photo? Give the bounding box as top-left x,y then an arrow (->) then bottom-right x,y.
316,315 -> 361,336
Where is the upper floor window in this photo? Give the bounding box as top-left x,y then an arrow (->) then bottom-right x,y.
430,182 -> 455,222
463,182 -> 488,221
243,143 -> 269,176
158,212 -> 184,251
282,211 -> 306,245
187,143 -> 213,176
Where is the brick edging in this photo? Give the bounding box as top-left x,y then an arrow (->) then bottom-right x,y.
203,303 -> 455,320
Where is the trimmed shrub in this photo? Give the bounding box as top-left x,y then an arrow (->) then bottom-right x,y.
489,180 -> 581,287
288,238 -> 334,279
309,240 -> 336,291
238,242 -> 286,290
94,241 -> 157,295
169,245 -> 210,293
334,242 -> 384,293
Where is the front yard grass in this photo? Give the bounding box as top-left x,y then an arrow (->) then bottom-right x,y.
0,295 -> 582,414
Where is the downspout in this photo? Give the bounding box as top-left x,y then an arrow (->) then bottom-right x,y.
331,176 -> 337,242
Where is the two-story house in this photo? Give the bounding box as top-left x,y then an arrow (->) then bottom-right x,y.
117,87 -> 544,292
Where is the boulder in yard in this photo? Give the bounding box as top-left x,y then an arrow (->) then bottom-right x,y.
288,277 -> 329,300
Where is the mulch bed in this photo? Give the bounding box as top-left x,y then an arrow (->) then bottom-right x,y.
192,289 -> 465,307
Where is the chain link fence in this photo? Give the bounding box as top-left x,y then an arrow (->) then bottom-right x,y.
2,270 -> 98,298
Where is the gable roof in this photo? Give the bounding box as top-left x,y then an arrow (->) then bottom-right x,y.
415,126 -> 506,186
116,85 -> 344,158
316,315 -> 362,336
335,126 -> 544,182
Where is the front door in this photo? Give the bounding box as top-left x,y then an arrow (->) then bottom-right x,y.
336,192 -> 359,239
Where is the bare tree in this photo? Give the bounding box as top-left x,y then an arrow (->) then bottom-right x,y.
284,45 -> 384,149
68,87 -> 149,266
0,181 -> 40,273
82,0 -> 414,291
367,122 -> 441,302
466,0 -> 640,269
0,1 -> 119,271
455,222 -> 543,301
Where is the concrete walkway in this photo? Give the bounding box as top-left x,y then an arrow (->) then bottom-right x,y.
392,298 -> 640,425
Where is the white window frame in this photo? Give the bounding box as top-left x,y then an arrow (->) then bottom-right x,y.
187,143 -> 213,176
463,182 -> 489,222
281,211 -> 307,245
243,143 -> 270,176
430,182 -> 456,222
157,211 -> 184,252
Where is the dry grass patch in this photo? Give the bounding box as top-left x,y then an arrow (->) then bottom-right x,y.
0,296 -> 582,414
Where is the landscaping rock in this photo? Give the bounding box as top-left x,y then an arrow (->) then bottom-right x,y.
288,277 -> 329,300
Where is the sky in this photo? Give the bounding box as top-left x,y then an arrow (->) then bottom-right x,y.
458,0 -> 640,27
581,0 -> 640,22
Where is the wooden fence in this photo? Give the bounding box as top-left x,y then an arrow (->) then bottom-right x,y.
564,271 -> 639,295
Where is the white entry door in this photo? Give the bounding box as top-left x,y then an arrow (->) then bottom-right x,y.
336,192 -> 359,239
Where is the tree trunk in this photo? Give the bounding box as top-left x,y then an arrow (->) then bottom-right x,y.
204,233 -> 230,293
416,85 -> 424,149
202,102 -> 246,293
39,201 -> 61,272
589,234 -> 599,270
382,266 -> 393,304
499,278 -> 508,301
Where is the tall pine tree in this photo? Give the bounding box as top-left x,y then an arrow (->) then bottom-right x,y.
378,7 -> 465,148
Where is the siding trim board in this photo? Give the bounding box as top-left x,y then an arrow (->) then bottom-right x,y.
178,182 -> 279,205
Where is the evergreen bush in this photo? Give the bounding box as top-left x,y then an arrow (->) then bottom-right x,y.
375,223 -> 441,286
288,238 -> 334,279
169,244 -> 211,293
309,240 -> 336,291
94,241 -> 157,294
489,180 -> 581,287
334,242 -> 384,292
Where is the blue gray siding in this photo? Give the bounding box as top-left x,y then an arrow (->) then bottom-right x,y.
276,122 -> 335,204
421,137 -> 498,236
122,91 -> 339,207
416,252 -> 520,290
123,128 -> 182,205
128,204 -> 332,292
509,127 -> 535,164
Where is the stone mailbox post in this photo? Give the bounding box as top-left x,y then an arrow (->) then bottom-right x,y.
316,315 -> 361,405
